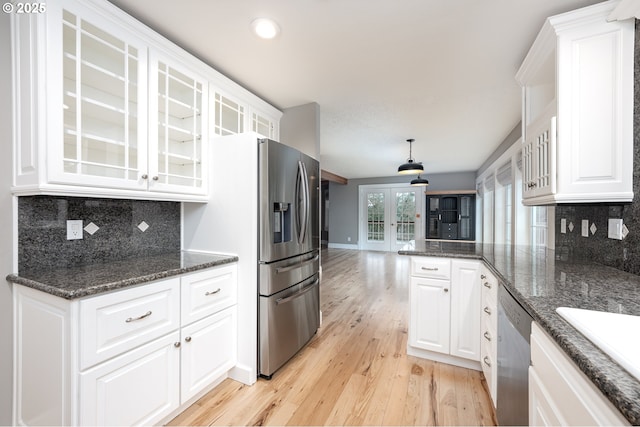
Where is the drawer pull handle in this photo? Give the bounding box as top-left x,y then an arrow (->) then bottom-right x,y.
483,282 -> 491,289
421,267 -> 439,271
480,274 -> 486,279
483,356 -> 491,367
205,288 -> 222,296
483,307 -> 492,315
484,331 -> 492,341
125,310 -> 152,323
174,342 -> 181,348
185,336 -> 192,343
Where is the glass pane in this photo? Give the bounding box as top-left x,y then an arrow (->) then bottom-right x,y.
395,191 -> 415,243
367,192 -> 385,242
156,61 -> 202,188
62,11 -> 139,181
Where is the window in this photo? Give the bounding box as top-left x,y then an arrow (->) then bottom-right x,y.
476,140 -> 554,249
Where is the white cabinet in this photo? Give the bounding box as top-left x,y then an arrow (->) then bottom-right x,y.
479,264 -> 498,406
12,0 -> 210,201
516,1 -> 634,205
410,275 -> 451,354
79,332 -> 181,426
13,264 -> 238,426
529,322 -> 629,426
408,257 -> 481,370
450,259 -> 481,361
11,0 -> 281,201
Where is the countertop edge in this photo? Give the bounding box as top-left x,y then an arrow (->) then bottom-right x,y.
6,254 -> 239,300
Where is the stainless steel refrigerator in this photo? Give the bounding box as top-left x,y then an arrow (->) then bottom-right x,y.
182,132 -> 320,382
258,138 -> 320,378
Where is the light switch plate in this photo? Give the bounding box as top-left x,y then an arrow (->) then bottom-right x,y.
66,220 -> 83,240
560,218 -> 567,234
581,220 -> 589,237
608,218 -> 623,240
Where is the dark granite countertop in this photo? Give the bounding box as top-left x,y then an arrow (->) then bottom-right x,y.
399,240 -> 640,425
6,251 -> 238,300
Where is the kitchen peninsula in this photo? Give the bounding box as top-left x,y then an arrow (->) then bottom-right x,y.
399,241 -> 640,425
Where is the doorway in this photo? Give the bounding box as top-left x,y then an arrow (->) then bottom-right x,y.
358,184 -> 423,251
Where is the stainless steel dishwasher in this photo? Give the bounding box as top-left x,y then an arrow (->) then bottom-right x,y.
497,283 -> 533,426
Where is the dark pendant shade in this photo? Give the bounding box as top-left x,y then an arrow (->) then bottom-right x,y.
410,175 -> 429,186
397,138 -> 423,175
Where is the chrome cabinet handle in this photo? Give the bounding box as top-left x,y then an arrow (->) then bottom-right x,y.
125,310 -> 152,323
152,176 -> 159,181
483,307 -> 492,315
483,356 -> 491,367
443,288 -> 449,293
483,282 -> 491,289
185,336 -> 192,343
480,274 -> 486,279
484,331 -> 492,341
141,174 -> 148,179
205,288 -> 221,296
421,267 -> 439,271
174,342 -> 181,348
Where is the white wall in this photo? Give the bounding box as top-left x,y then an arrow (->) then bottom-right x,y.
1,10 -> 15,425
279,102 -> 320,159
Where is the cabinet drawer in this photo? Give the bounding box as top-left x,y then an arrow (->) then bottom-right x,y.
481,339 -> 497,405
181,264 -> 237,325
411,257 -> 451,280
79,278 -> 180,370
480,265 -> 498,303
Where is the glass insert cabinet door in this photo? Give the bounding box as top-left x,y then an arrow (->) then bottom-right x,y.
148,52 -> 208,195
57,7 -> 148,189
360,186 -> 422,251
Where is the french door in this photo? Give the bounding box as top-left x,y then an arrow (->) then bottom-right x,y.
359,185 -> 423,251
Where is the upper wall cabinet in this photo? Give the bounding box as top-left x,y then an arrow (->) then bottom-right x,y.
516,1 -> 634,206
11,0 -> 281,202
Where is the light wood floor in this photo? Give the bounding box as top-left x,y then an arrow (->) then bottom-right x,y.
168,249 -> 497,426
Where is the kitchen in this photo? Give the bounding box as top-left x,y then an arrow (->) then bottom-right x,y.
1,0 -> 640,426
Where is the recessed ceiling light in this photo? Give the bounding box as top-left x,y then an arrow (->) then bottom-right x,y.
251,18 -> 280,39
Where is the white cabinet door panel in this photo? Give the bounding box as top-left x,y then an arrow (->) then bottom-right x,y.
409,277 -> 450,354
450,260 -> 481,361
79,331 -> 180,426
180,306 -> 237,403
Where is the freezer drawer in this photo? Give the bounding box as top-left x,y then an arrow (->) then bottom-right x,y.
259,250 -> 319,296
259,275 -> 320,378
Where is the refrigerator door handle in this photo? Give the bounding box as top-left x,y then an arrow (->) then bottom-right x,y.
296,160 -> 308,244
275,278 -> 319,306
275,254 -> 320,274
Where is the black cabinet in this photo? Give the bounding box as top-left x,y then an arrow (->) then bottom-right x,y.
426,194 -> 475,241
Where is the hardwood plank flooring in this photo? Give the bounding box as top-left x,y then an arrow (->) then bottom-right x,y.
168,248 -> 497,426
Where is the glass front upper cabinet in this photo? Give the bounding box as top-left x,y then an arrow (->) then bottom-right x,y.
60,8 -> 147,188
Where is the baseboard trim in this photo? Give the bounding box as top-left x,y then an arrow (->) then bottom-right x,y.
327,243 -> 359,250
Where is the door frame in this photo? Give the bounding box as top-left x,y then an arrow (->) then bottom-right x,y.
358,183 -> 425,251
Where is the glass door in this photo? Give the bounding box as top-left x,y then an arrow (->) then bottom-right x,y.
359,186 -> 422,251
54,7 -> 148,189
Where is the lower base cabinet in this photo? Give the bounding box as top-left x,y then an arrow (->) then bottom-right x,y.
529,322 -> 629,426
13,264 -> 238,426
408,257 -> 481,369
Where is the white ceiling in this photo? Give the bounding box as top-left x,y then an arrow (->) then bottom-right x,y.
110,0 -> 604,179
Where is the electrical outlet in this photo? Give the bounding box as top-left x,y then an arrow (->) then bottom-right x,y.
581,219 -> 589,237
347,236 -> 351,242
67,220 -> 83,240
608,218 -> 623,240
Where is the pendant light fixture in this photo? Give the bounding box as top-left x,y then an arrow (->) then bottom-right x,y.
410,175 -> 429,187
397,138 -> 424,175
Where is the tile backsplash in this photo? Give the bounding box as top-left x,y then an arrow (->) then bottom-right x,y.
554,20 -> 640,277
18,196 -> 180,272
